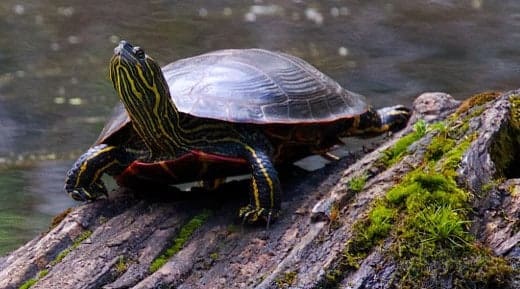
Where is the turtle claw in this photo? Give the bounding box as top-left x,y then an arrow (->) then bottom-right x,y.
69,189 -> 87,201
239,205 -> 278,227
68,180 -> 108,202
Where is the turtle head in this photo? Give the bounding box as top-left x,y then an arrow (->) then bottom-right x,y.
109,40 -> 180,153
109,40 -> 171,112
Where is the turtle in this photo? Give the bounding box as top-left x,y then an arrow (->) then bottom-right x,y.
65,40 -> 411,224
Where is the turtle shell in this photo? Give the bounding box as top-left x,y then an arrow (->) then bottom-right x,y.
96,49 -> 369,144
163,49 -> 368,123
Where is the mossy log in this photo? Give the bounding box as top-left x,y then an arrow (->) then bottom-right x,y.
1,91 -> 518,289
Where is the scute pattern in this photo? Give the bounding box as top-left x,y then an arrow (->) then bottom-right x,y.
162,49 -> 368,124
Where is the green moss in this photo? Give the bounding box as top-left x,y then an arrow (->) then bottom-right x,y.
437,136 -> 473,177
346,174 -> 367,193
115,256 -> 128,274
51,230 -> 92,266
321,93 -> 515,288
37,269 -> 48,279
18,278 -> 37,289
366,204 -> 396,240
453,91 -> 500,116
428,121 -> 448,135
388,170 -> 468,212
387,168 -> 511,288
149,210 -> 211,273
488,125 -> 518,177
209,252 -> 219,261
510,94 -> 520,127
395,239 -> 513,289
411,205 -> 471,247
339,202 -> 397,272
447,92 -> 500,138
425,135 -> 456,161
275,271 -> 298,288
488,94 -> 520,179
378,120 -> 427,167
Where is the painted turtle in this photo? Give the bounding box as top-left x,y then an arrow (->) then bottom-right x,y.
65,41 -> 410,223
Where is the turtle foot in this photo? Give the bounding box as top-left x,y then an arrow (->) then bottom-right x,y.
239,205 -> 279,227
67,180 -> 108,201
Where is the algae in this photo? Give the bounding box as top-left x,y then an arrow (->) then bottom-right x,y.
149,210 -> 212,273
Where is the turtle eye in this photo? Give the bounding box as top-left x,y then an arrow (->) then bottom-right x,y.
133,47 -> 145,59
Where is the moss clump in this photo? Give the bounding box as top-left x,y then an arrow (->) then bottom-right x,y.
395,235 -> 512,289
437,136 -> 474,177
386,124 -> 511,288
115,256 -> 128,274
149,210 -> 212,273
346,174 -> 367,194
409,205 -> 471,247
454,91 -> 501,116
446,92 -> 500,139
384,166 -> 511,289
209,252 -> 219,261
340,201 -> 397,272
425,135 -> 456,161
386,170 -> 469,212
322,93 -> 515,288
378,120 -> 427,167
275,271 -> 298,288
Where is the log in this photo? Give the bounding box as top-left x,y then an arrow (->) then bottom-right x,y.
0,90 -> 518,289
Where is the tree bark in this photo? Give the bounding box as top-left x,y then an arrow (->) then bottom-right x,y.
0,91 -> 518,289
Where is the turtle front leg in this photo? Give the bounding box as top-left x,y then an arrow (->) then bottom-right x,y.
65,144 -> 134,201
239,145 -> 282,225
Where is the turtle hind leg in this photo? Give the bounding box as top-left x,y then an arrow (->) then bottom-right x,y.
347,105 -> 411,137
239,145 -> 282,225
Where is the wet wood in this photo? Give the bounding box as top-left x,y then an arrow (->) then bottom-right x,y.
0,91 -> 518,289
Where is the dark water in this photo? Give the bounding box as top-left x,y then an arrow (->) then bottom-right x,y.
0,0 -> 519,254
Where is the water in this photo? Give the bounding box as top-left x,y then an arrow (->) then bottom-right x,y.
0,0 -> 519,254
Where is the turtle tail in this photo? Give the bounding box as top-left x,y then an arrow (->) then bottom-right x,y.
347,105 -> 411,137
